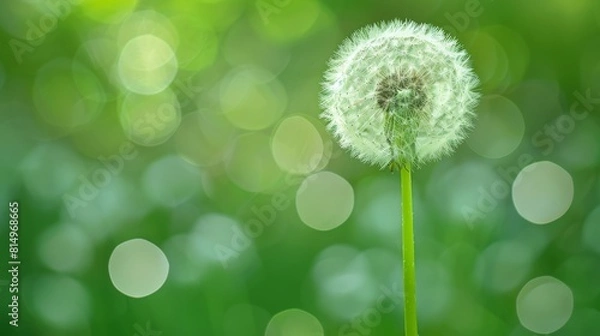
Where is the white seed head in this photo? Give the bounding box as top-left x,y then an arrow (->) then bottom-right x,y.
320,20 -> 480,168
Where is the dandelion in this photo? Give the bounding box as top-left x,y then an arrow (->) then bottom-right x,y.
320,20 -> 479,169
320,20 -> 480,336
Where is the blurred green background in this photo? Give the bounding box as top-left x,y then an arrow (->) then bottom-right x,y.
1,0 -> 600,335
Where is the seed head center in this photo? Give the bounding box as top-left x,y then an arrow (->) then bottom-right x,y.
376,73 -> 427,115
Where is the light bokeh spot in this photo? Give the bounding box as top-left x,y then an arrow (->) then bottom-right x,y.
271,116 -> 324,174
484,26 -> 530,88
118,34 -> 178,95
464,31 -> 509,91
75,38 -> 119,88
174,109 -> 234,167
142,155 -> 202,207
467,95 -> 525,159
225,133 -> 282,192
417,259 -> 453,321
353,175 -> 402,248
162,234 -> 205,285
296,171 -> 354,231
516,276 -> 574,334
512,161 -> 574,224
38,223 -> 93,273
474,240 -> 535,293
555,120 -> 600,170
265,309 -> 324,336
171,15 -> 219,71
65,177 -> 152,242
0,1 -> 43,40
21,143 -> 85,201
33,59 -> 106,131
427,160 -> 503,226
119,89 -> 181,146
311,245 -> 382,319
161,213 -> 260,281
108,238 -> 170,298
31,275 -> 91,328
191,213 -> 258,270
220,67 -> 287,130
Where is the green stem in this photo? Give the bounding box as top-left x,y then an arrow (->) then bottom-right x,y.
401,164 -> 418,336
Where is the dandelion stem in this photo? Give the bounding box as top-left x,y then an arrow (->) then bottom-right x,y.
401,164 -> 418,336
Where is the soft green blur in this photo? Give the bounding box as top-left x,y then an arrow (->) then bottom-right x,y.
1,0 -> 599,335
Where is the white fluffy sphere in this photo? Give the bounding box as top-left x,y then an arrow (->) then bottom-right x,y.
320,20 -> 480,168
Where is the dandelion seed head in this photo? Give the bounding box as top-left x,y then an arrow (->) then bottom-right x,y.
320,20 -> 480,168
